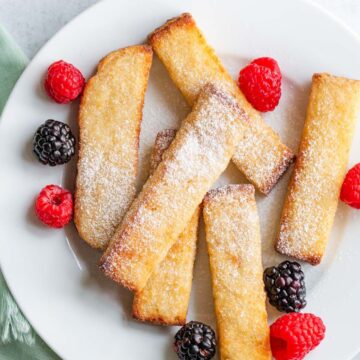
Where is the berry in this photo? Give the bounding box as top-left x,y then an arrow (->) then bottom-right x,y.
33,119 -> 76,166
340,163 -> 360,209
35,185 -> 73,228
252,57 -> 281,77
270,313 -> 325,360
44,60 -> 85,103
238,57 -> 282,112
263,261 -> 306,313
174,321 -> 216,360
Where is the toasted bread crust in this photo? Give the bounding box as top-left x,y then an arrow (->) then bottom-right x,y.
75,45 -> 153,249
149,129 -> 177,173
203,185 -> 271,360
133,209 -> 199,325
133,129 -> 199,326
149,13 -> 195,45
131,310 -> 186,326
276,73 -> 360,264
204,183 -> 254,201
149,13 -> 295,194
99,84 -> 248,292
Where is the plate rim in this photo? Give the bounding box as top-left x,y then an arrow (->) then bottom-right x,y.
1,0 -> 360,359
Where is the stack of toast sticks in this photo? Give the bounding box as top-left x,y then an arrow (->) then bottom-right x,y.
74,13 -> 360,359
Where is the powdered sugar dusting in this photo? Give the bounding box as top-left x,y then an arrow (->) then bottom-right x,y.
133,129 -> 198,324
100,85 -> 247,291
75,46 -> 152,249
149,129 -> 176,173
76,145 -> 136,245
149,13 -> 295,194
204,185 -> 260,280
277,74 -> 360,263
203,184 -> 270,358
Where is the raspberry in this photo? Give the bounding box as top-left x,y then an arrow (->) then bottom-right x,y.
35,185 -> 73,228
44,60 -> 85,104
238,57 -> 282,112
270,313 -> 325,360
252,57 -> 281,77
340,163 -> 360,209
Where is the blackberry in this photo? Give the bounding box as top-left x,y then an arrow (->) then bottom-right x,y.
33,119 -> 75,166
263,260 -> 306,313
174,321 -> 216,360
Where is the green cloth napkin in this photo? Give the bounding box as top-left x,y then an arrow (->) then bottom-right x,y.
0,25 -> 60,360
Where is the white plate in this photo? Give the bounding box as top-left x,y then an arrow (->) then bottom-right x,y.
1,0 -> 360,359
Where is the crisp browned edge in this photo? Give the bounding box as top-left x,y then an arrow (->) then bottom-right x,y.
98,191 -> 156,292
133,126 -> 198,324
275,167 -> 322,266
275,237 -> 322,265
260,149 -> 296,195
275,155 -> 322,266
274,74 -> 321,266
148,13 -> 195,45
273,72 -> 360,266
201,83 -> 250,123
132,128 -> 179,324
155,128 -> 177,143
74,45 -> 153,250
132,306 -> 186,326
148,13 -> 295,195
203,184 -> 271,358
313,72 -> 360,85
203,184 -> 255,204
149,129 -> 177,173
99,84 -> 240,290
132,207 -> 199,326
148,12 -> 231,108
98,135 -> 178,291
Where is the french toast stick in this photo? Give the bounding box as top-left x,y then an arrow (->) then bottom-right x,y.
133,129 -> 199,325
99,84 -> 248,292
203,185 -> 271,360
276,73 -> 360,265
148,13 -> 294,194
75,45 -> 152,249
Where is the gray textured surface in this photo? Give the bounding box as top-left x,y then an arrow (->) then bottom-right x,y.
0,0 -> 359,59
0,0 -> 99,58
0,0 -> 359,358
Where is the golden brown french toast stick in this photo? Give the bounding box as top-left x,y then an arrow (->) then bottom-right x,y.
75,45 -> 152,249
203,185 -> 271,360
149,13 -> 294,194
276,73 -> 360,265
99,84 -> 248,292
133,129 -> 199,325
